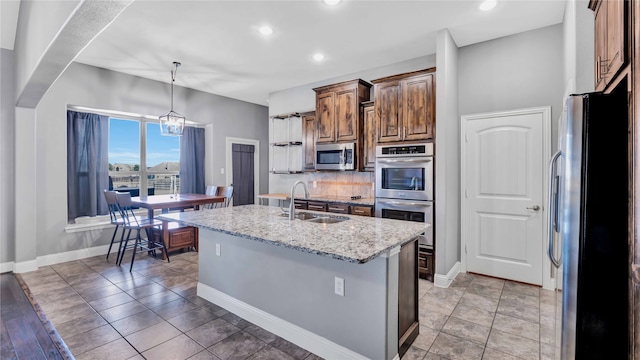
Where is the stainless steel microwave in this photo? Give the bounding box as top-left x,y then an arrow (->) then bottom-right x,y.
315,143 -> 356,171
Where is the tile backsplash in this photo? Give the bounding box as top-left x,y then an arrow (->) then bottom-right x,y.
306,171 -> 374,198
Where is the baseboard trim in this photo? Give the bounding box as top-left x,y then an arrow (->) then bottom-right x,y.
434,261 -> 461,288
14,260 -> 38,273
10,244 -> 110,273
197,282 -> 369,360
1,262 -> 15,273
36,244 -> 110,268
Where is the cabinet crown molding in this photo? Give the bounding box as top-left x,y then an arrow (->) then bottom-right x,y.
371,67 -> 436,84
312,78 -> 372,92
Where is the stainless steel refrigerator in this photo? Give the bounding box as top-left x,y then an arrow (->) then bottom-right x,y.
548,89 -> 629,359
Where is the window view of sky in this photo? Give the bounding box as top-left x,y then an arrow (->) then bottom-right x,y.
108,118 -> 180,167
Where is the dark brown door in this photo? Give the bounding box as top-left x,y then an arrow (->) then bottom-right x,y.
302,113 -> 315,170
376,80 -> 403,143
362,103 -> 376,171
403,74 -> 435,141
335,88 -> 358,142
316,91 -> 335,143
232,143 -> 254,206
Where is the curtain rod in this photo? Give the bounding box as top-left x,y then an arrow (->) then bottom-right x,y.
67,105 -> 204,127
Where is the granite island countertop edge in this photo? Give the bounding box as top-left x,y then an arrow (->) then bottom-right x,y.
157,205 -> 425,264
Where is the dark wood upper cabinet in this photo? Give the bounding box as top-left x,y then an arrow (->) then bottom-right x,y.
404,73 -> 435,141
590,0 -> 628,91
361,101 -> 376,171
301,111 -> 316,171
335,88 -> 358,142
376,80 -> 403,143
313,79 -> 372,145
315,92 -> 335,143
372,68 -> 436,144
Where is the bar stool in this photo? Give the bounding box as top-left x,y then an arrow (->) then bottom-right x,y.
115,192 -> 170,271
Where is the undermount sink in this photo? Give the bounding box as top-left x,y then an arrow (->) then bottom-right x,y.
294,212 -> 316,220
306,216 -> 348,224
280,211 -> 348,223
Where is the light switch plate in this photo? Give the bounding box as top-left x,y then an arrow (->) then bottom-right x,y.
215,244 -> 221,256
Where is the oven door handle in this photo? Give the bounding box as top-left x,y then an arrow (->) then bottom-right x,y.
376,158 -> 431,163
376,199 -> 432,207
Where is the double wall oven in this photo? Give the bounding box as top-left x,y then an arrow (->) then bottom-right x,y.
375,143 -> 434,280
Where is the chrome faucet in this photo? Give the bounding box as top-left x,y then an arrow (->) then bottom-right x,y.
289,180 -> 309,220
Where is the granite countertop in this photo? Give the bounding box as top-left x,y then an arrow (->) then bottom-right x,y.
158,205 -> 426,264
295,195 -> 375,206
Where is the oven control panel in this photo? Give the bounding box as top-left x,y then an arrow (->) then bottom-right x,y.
376,142 -> 434,157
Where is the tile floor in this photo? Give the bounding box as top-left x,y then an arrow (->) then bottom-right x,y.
19,249 -> 559,360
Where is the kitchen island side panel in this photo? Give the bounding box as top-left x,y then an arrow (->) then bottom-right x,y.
198,229 -> 397,360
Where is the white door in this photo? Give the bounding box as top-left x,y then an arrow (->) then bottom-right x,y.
461,107 -> 550,285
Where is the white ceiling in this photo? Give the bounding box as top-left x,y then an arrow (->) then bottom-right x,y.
8,0 -> 568,106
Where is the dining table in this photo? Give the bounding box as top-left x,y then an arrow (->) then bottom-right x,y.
131,193 -> 225,259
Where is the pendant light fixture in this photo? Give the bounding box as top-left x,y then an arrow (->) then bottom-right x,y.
159,61 -> 185,136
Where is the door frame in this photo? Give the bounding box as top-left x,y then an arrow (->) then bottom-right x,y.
225,137 -> 260,206
460,106 -> 553,290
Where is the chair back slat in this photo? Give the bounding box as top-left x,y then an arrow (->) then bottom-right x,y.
104,190 -> 121,224
222,186 -> 233,207
115,192 -> 140,227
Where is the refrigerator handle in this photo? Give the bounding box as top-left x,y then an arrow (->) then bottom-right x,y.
547,150 -> 562,268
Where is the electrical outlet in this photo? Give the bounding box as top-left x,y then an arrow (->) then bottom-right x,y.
215,244 -> 221,256
334,277 -> 344,296
220,168 -> 225,174
313,181 -> 317,188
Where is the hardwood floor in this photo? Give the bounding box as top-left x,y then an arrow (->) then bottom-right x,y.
0,273 -> 73,359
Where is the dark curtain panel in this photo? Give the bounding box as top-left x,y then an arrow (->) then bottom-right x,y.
180,126 -> 206,194
67,110 -> 109,222
232,143 -> 255,205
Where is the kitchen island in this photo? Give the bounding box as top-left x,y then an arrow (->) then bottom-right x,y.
158,205 -> 426,360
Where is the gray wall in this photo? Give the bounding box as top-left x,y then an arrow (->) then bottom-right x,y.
459,24 -> 564,149
434,29 -> 460,281
13,0 -> 80,99
563,0 -> 595,96
1,49 -> 16,263
21,62 -> 268,258
269,55 -> 436,117
199,230 -> 397,359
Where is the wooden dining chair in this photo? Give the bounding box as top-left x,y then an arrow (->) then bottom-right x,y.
115,192 -> 169,271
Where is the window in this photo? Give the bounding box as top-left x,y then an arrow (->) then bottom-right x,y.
145,122 -> 180,195
108,118 -> 180,196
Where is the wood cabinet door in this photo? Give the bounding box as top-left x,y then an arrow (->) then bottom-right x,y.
335,88 -> 358,142
375,80 -> 403,143
595,1 -> 608,91
362,103 -> 376,171
316,91 -> 335,143
403,74 -> 435,141
606,0 -> 625,81
302,113 -> 316,170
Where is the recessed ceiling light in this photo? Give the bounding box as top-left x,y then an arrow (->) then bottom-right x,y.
313,53 -> 325,62
259,26 -> 273,36
479,0 -> 497,11
322,0 -> 342,6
